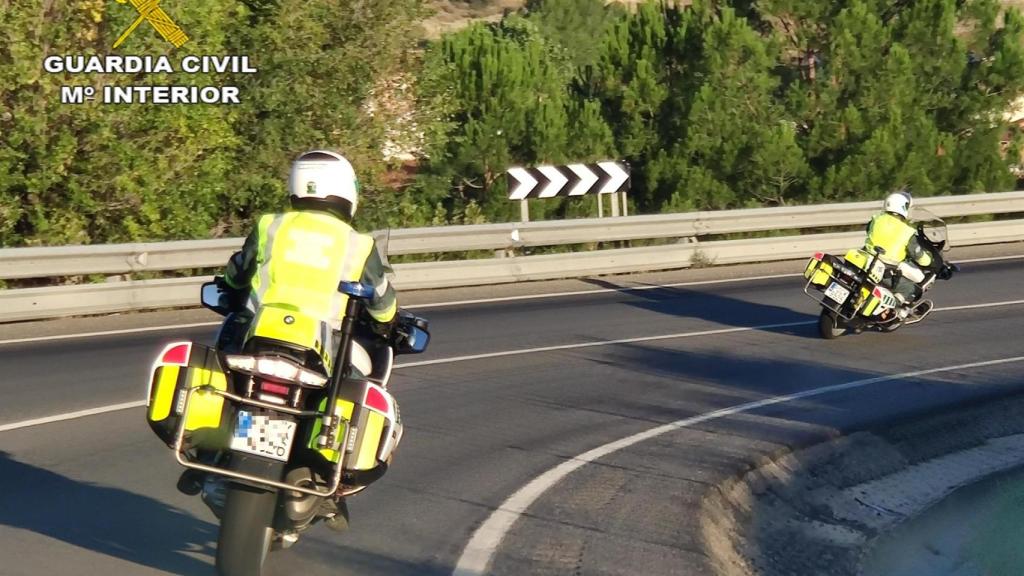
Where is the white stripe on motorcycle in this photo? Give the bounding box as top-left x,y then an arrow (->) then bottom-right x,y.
450,354 -> 1024,576
0,298 -> 1021,433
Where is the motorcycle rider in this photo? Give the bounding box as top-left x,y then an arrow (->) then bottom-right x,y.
218,149 -> 397,356
181,151 -> 397,528
863,190 -> 933,315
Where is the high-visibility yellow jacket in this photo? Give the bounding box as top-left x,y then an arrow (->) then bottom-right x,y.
864,212 -> 932,268
224,209 -> 397,326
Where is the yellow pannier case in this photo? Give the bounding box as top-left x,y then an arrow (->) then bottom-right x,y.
147,342 -> 230,449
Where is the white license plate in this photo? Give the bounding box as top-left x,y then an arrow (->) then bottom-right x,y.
230,411 -> 297,462
824,282 -> 850,304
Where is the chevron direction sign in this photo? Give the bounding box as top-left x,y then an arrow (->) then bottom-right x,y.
507,162 -> 630,200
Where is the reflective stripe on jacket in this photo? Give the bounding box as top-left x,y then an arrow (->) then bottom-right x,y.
225,210 -> 397,325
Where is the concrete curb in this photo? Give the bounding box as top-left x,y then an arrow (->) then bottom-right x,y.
701,394 -> 1024,576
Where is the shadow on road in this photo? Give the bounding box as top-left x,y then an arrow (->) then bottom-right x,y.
579,276 -> 820,338
0,451 -> 216,574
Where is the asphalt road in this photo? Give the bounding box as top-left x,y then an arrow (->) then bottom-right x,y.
0,253 -> 1022,576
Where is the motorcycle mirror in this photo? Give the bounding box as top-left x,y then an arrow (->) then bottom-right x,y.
200,281 -> 231,315
397,326 -> 430,354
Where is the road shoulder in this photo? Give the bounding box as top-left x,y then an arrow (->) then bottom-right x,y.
703,393 -> 1024,576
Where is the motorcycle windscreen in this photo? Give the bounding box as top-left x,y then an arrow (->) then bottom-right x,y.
911,208 -> 949,251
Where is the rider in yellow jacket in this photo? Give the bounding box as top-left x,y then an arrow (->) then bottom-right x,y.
219,150 -> 397,353
864,190 -> 932,305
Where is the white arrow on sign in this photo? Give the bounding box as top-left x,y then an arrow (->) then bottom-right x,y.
537,165 -> 569,198
567,164 -> 599,196
597,161 -> 629,194
508,167 -> 537,200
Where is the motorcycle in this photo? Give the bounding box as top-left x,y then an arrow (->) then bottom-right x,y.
803,208 -> 958,339
145,275 -> 429,575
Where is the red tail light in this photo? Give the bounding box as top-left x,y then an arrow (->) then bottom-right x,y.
364,386 -> 390,414
259,381 -> 291,397
872,287 -> 883,299
160,342 -> 191,366
813,252 -> 824,261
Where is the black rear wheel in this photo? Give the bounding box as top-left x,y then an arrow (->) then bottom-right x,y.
818,309 -> 845,339
216,483 -> 277,576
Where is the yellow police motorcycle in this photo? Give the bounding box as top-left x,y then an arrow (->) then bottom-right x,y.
803,209 -> 957,339
145,278 -> 429,575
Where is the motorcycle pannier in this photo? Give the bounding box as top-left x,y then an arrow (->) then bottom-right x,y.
147,342 -> 230,449
804,255 -> 833,286
307,379 -> 400,485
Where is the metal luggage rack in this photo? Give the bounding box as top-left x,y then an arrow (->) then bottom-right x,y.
803,257 -> 867,321
173,386 -> 363,498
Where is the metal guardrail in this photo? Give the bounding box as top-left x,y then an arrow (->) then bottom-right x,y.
4,191 -> 1023,281
1,193 -> 1022,322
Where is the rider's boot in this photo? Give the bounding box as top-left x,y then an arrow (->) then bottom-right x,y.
906,299 -> 934,323
176,469 -> 205,496
323,498 -> 350,533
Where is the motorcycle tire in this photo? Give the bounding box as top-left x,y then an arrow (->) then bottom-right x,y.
818,309 -> 845,339
216,483 -> 277,576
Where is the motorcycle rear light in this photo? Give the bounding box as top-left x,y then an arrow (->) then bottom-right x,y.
225,355 -> 257,372
296,369 -> 328,388
257,358 -> 300,382
364,386 -> 390,414
872,287 -> 883,299
813,252 -> 824,261
225,355 -> 327,388
160,342 -> 191,366
259,381 -> 291,396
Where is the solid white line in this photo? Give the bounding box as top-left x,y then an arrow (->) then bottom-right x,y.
0,274 -> 799,346
0,400 -> 148,433
953,254 -> 1024,263
0,322 -> 221,346
1,252 -> 1020,346
450,354 -> 1024,576
403,272 -> 803,309
393,321 -> 813,369
2,298 -> 1022,433
936,299 -> 1024,312
397,298 -> 1024,369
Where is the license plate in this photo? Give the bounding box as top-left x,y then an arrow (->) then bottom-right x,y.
230,410 -> 296,462
824,282 -> 850,304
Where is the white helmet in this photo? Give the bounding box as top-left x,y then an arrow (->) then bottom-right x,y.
883,190 -> 911,219
289,150 -> 359,218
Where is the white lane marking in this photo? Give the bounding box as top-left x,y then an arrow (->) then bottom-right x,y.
0,322 -> 221,346
1,252 -> 1020,346
1,298 -> 1023,432
0,400 -> 147,433
936,299 -> 1024,312
396,299 -> 1024,369
402,273 -> 802,309
395,321 -> 812,369
450,354 -> 1024,576
0,274 -> 799,346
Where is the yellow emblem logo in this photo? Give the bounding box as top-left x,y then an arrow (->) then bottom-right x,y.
112,0 -> 189,49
